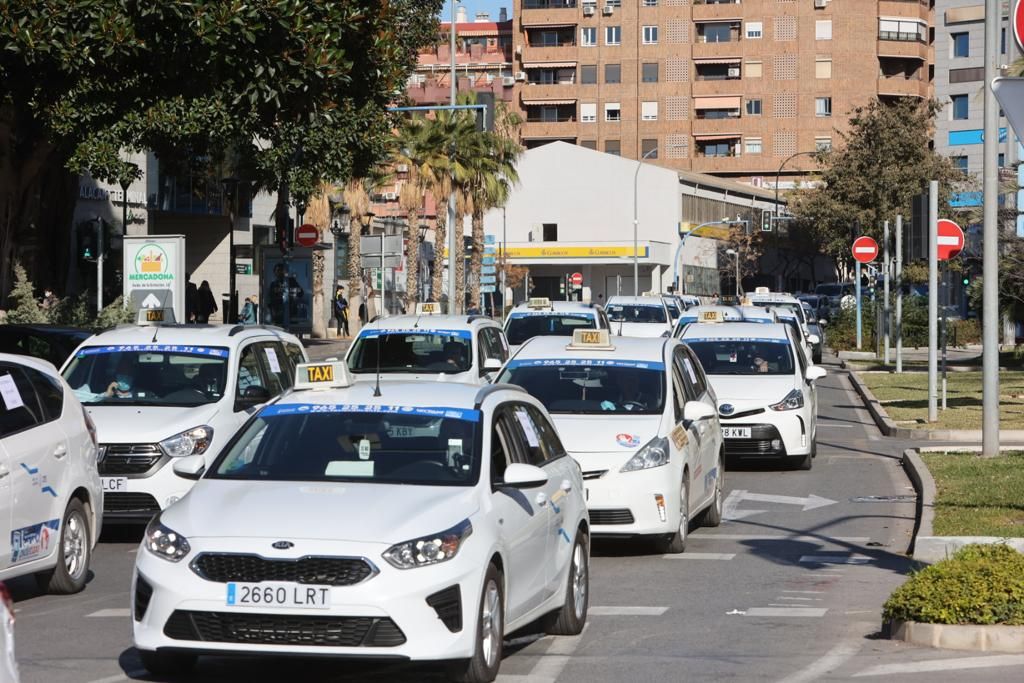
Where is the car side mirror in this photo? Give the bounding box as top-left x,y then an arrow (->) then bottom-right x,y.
807,334 -> 821,345
499,463 -> 549,489
683,401 -> 716,422
805,366 -> 827,382
172,454 -> 206,480
818,319 -> 828,327
483,358 -> 503,372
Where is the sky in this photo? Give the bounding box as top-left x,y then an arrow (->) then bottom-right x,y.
440,0 -> 513,22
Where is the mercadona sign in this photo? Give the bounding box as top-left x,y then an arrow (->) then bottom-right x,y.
122,235 -> 186,323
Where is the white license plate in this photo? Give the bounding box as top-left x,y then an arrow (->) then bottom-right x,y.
721,427 -> 752,439
102,477 -> 128,492
226,582 -> 331,609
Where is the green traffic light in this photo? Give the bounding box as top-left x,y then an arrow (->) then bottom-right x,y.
962,278 -> 969,286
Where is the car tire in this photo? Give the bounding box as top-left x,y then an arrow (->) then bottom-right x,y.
448,563 -> 504,683
796,445 -> 813,471
139,649 -> 197,676
699,455 -> 725,528
543,530 -> 589,636
655,476 -> 689,554
36,498 -> 91,595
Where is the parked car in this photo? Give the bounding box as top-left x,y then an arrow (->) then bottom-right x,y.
0,325 -> 92,369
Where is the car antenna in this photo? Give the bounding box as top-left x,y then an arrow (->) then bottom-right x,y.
373,328 -> 383,397
151,324 -> 160,343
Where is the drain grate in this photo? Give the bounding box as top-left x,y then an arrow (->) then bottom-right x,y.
850,495 -> 917,503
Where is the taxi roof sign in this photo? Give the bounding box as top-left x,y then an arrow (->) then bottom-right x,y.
566,328 -> 615,350
294,361 -> 354,390
415,302 -> 442,315
754,287 -> 771,295
136,308 -> 175,325
698,310 -> 725,323
528,297 -> 552,309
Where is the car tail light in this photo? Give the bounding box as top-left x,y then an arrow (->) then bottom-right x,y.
0,582 -> 14,626
82,407 -> 99,449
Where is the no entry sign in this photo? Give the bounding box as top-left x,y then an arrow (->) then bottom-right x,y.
570,272 -> 583,286
1015,0 -> 1024,52
295,223 -> 320,248
851,236 -> 879,264
937,219 -> 965,261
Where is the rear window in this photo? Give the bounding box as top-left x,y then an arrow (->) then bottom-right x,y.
606,304 -> 667,324
347,329 -> 473,374
498,358 -> 666,415
685,337 -> 795,376
505,313 -> 597,346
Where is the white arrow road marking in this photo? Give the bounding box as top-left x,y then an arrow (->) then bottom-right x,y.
740,492 -> 838,511
852,654 -> 1024,677
747,607 -> 828,617
662,552 -> 736,560
86,608 -> 131,618
722,489 -> 766,521
141,293 -> 161,308
799,554 -> 873,565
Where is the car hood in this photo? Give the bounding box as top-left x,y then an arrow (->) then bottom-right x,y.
705,375 -> 798,412
550,414 -> 663,453
85,404 -> 221,444
350,370 -> 479,384
612,323 -> 669,339
164,479 -> 480,544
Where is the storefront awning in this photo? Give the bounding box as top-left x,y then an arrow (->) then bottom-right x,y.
693,133 -> 741,141
694,96 -> 742,109
521,98 -> 577,105
693,57 -> 742,64
522,61 -> 578,68
522,22 -> 576,29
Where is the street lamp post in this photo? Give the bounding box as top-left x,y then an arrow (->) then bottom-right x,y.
220,176 -> 240,324
673,217 -> 736,294
726,248 -> 741,297
633,146 -> 659,296
773,150 -> 818,216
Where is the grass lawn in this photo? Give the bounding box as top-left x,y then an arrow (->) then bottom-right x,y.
861,370 -> 1024,430
920,451 -> 1024,537
846,350 -> 1024,373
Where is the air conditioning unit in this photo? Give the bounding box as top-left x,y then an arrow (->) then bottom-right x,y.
814,0 -> 827,7
727,67 -> 741,77
727,111 -> 740,117
383,192 -> 398,201
515,44 -> 523,55
501,76 -> 516,86
602,5 -> 614,15
583,5 -> 595,16
515,71 -> 527,81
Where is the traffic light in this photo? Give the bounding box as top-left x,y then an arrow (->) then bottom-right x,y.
77,220 -> 101,262
962,276 -> 970,286
761,210 -> 772,233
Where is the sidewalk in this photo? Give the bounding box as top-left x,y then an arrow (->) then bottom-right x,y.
304,337 -> 352,361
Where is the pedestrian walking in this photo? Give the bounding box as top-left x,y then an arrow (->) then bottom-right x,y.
197,280 -> 218,323
334,286 -> 350,338
358,301 -> 368,325
239,296 -> 257,325
185,274 -> 199,323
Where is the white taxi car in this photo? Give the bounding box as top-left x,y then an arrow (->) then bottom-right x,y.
498,330 -> 723,553
0,353 -> 102,595
747,289 -> 820,361
346,305 -> 508,386
61,313 -> 307,521
680,323 -> 826,470
605,296 -> 673,338
131,361 -> 589,682
673,305 -> 776,337
503,298 -> 609,355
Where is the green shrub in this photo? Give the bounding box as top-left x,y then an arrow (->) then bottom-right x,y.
827,296 -> 932,352
949,318 -> 981,347
5,262 -> 48,324
883,544 -> 1024,625
4,265 -> 135,332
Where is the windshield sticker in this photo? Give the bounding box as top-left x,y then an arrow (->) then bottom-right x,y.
616,433 -> 641,448
683,358 -> 699,385
357,328 -> 472,340
264,347 -> 282,374
507,358 -> 665,371
260,403 -> 482,422
76,344 -> 229,358
684,337 -> 789,345
448,439 -> 469,470
11,519 -> 59,564
515,408 -> 540,448
325,461 -> 374,477
358,439 -> 371,460
609,302 -> 664,308
0,374 -> 25,410
509,312 -> 595,319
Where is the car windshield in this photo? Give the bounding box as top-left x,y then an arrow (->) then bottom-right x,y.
498,358 -> 665,415
686,338 -> 795,376
816,284 -> 844,297
505,313 -> 597,346
210,405 -> 480,486
606,304 -> 667,324
347,329 -> 472,374
63,345 -> 229,406
761,301 -> 805,324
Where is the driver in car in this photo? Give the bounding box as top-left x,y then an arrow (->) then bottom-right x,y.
602,371 -> 648,412
105,356 -> 136,398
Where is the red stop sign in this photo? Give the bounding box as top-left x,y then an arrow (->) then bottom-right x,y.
937,219 -> 965,261
570,272 -> 583,286
851,236 -> 879,264
295,223 -> 319,248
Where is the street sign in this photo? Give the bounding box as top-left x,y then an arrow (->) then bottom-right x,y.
570,272 -> 583,286
482,255 -> 496,265
482,265 -> 496,275
994,78 -> 1024,140
936,219 -> 965,261
481,275 -> 497,285
851,236 -> 879,264
295,223 -> 319,248
481,285 -> 496,293
1015,1 -> 1024,52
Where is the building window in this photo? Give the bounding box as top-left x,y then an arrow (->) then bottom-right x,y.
746,98 -> 762,116
643,0 -> 657,6
606,26 -> 621,46
952,155 -> 968,172
1001,27 -> 1007,54
542,224 -> 558,241
642,139 -> 658,159
580,140 -> 597,150
951,94 -> 968,120
744,137 -> 762,155
697,141 -> 735,158
746,60 -> 762,78
605,63 -> 621,84
745,22 -> 762,39
581,27 -> 596,47
815,97 -> 832,117
606,0 -> 621,5
815,136 -> 832,152
642,62 -> 659,83
605,102 -> 621,122
815,20 -> 832,40
581,103 -> 597,123
999,152 -> 1005,167
701,22 -> 735,43
952,32 -> 969,58
642,101 -> 658,121
581,65 -> 597,84
643,26 -> 659,44
605,140 -> 621,156
815,58 -> 832,79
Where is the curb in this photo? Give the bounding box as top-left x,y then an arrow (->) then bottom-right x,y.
887,620 -> 1024,653
913,537 -> 1024,564
900,448 -> 934,556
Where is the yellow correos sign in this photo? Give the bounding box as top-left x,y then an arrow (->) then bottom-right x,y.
502,245 -> 648,259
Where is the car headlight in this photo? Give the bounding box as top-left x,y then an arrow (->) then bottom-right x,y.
770,389 -> 805,411
382,520 -> 473,570
620,436 -> 671,472
160,425 -> 214,457
144,514 -> 191,563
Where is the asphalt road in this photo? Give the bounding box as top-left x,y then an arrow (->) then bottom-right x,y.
9,361 -> 1024,682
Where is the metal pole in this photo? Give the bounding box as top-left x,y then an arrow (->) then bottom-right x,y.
633,162 -> 641,297
981,0 -> 1000,454
446,0 -> 458,314
896,214 -> 904,373
883,220 -> 891,365
942,261 -> 948,410
501,206 -> 507,313
96,222 -> 104,314
928,179 -> 939,423
734,251 -> 740,297
855,261 -> 862,350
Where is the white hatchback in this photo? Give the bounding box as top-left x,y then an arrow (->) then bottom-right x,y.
605,296 -> 673,338
132,361 -> 589,683
503,298 -> 609,356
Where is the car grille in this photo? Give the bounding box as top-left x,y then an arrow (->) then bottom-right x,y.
191,554 -> 376,587
425,585 -> 462,633
163,610 -> 406,647
589,509 -> 635,525
723,425 -> 786,458
99,444 -> 165,476
104,492 -> 161,514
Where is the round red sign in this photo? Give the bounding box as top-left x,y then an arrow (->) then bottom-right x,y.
851,236 -> 879,264
295,223 -> 320,248
937,219 -> 965,261
570,272 -> 583,286
1015,0 -> 1024,52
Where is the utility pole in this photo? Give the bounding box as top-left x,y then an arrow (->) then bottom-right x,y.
447,0 -> 459,314
981,0 -> 1000,454
928,180 -> 938,423
96,219 -> 104,313
883,220 -> 891,365
895,214 -> 904,373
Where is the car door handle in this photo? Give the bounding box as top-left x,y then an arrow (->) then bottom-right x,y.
535,492 -> 548,507
53,443 -> 67,459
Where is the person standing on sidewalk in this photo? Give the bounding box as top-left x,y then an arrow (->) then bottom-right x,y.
334,286 -> 350,338
197,280 -> 218,323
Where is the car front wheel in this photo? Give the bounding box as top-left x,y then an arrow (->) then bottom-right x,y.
37,498 -> 91,595
449,563 -> 504,683
543,530 -> 589,635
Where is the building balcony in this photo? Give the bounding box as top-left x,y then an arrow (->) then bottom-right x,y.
407,79 -> 515,105
877,35 -> 929,60
690,155 -> 754,174
520,120 -> 580,140
692,2 -> 745,22
691,117 -> 743,135
691,40 -> 743,60
691,79 -> 744,97
520,82 -> 579,101
520,45 -> 580,64
521,4 -> 579,28
879,0 -> 931,22
877,75 -> 930,98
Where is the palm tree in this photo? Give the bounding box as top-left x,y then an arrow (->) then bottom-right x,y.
394,117 -> 431,308
304,185 -> 332,338
343,178 -> 370,323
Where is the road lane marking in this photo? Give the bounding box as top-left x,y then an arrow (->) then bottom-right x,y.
852,654 -> 1024,677
528,629 -> 588,680
778,596 -> 818,601
746,607 -> 828,617
693,534 -> 869,543
86,608 -> 131,618
777,637 -> 864,683
661,552 -> 735,560
589,606 -> 668,616
783,590 -> 826,594
799,554 -> 873,564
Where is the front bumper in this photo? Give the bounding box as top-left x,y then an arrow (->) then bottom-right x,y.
719,412 -> 811,459
574,453 -> 682,537
99,446 -> 197,521
132,536 -> 485,661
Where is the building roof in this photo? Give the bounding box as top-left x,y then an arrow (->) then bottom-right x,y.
676,168 -> 785,203
439,21 -> 513,35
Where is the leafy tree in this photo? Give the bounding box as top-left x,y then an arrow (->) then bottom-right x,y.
4,263 -> 47,324
789,98 -> 967,276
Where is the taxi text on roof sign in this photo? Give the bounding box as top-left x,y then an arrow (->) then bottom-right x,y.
136,308 -> 175,325
700,310 -> 725,323
293,361 -> 353,390
528,297 -> 552,309
415,302 -> 441,315
566,328 -> 614,350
